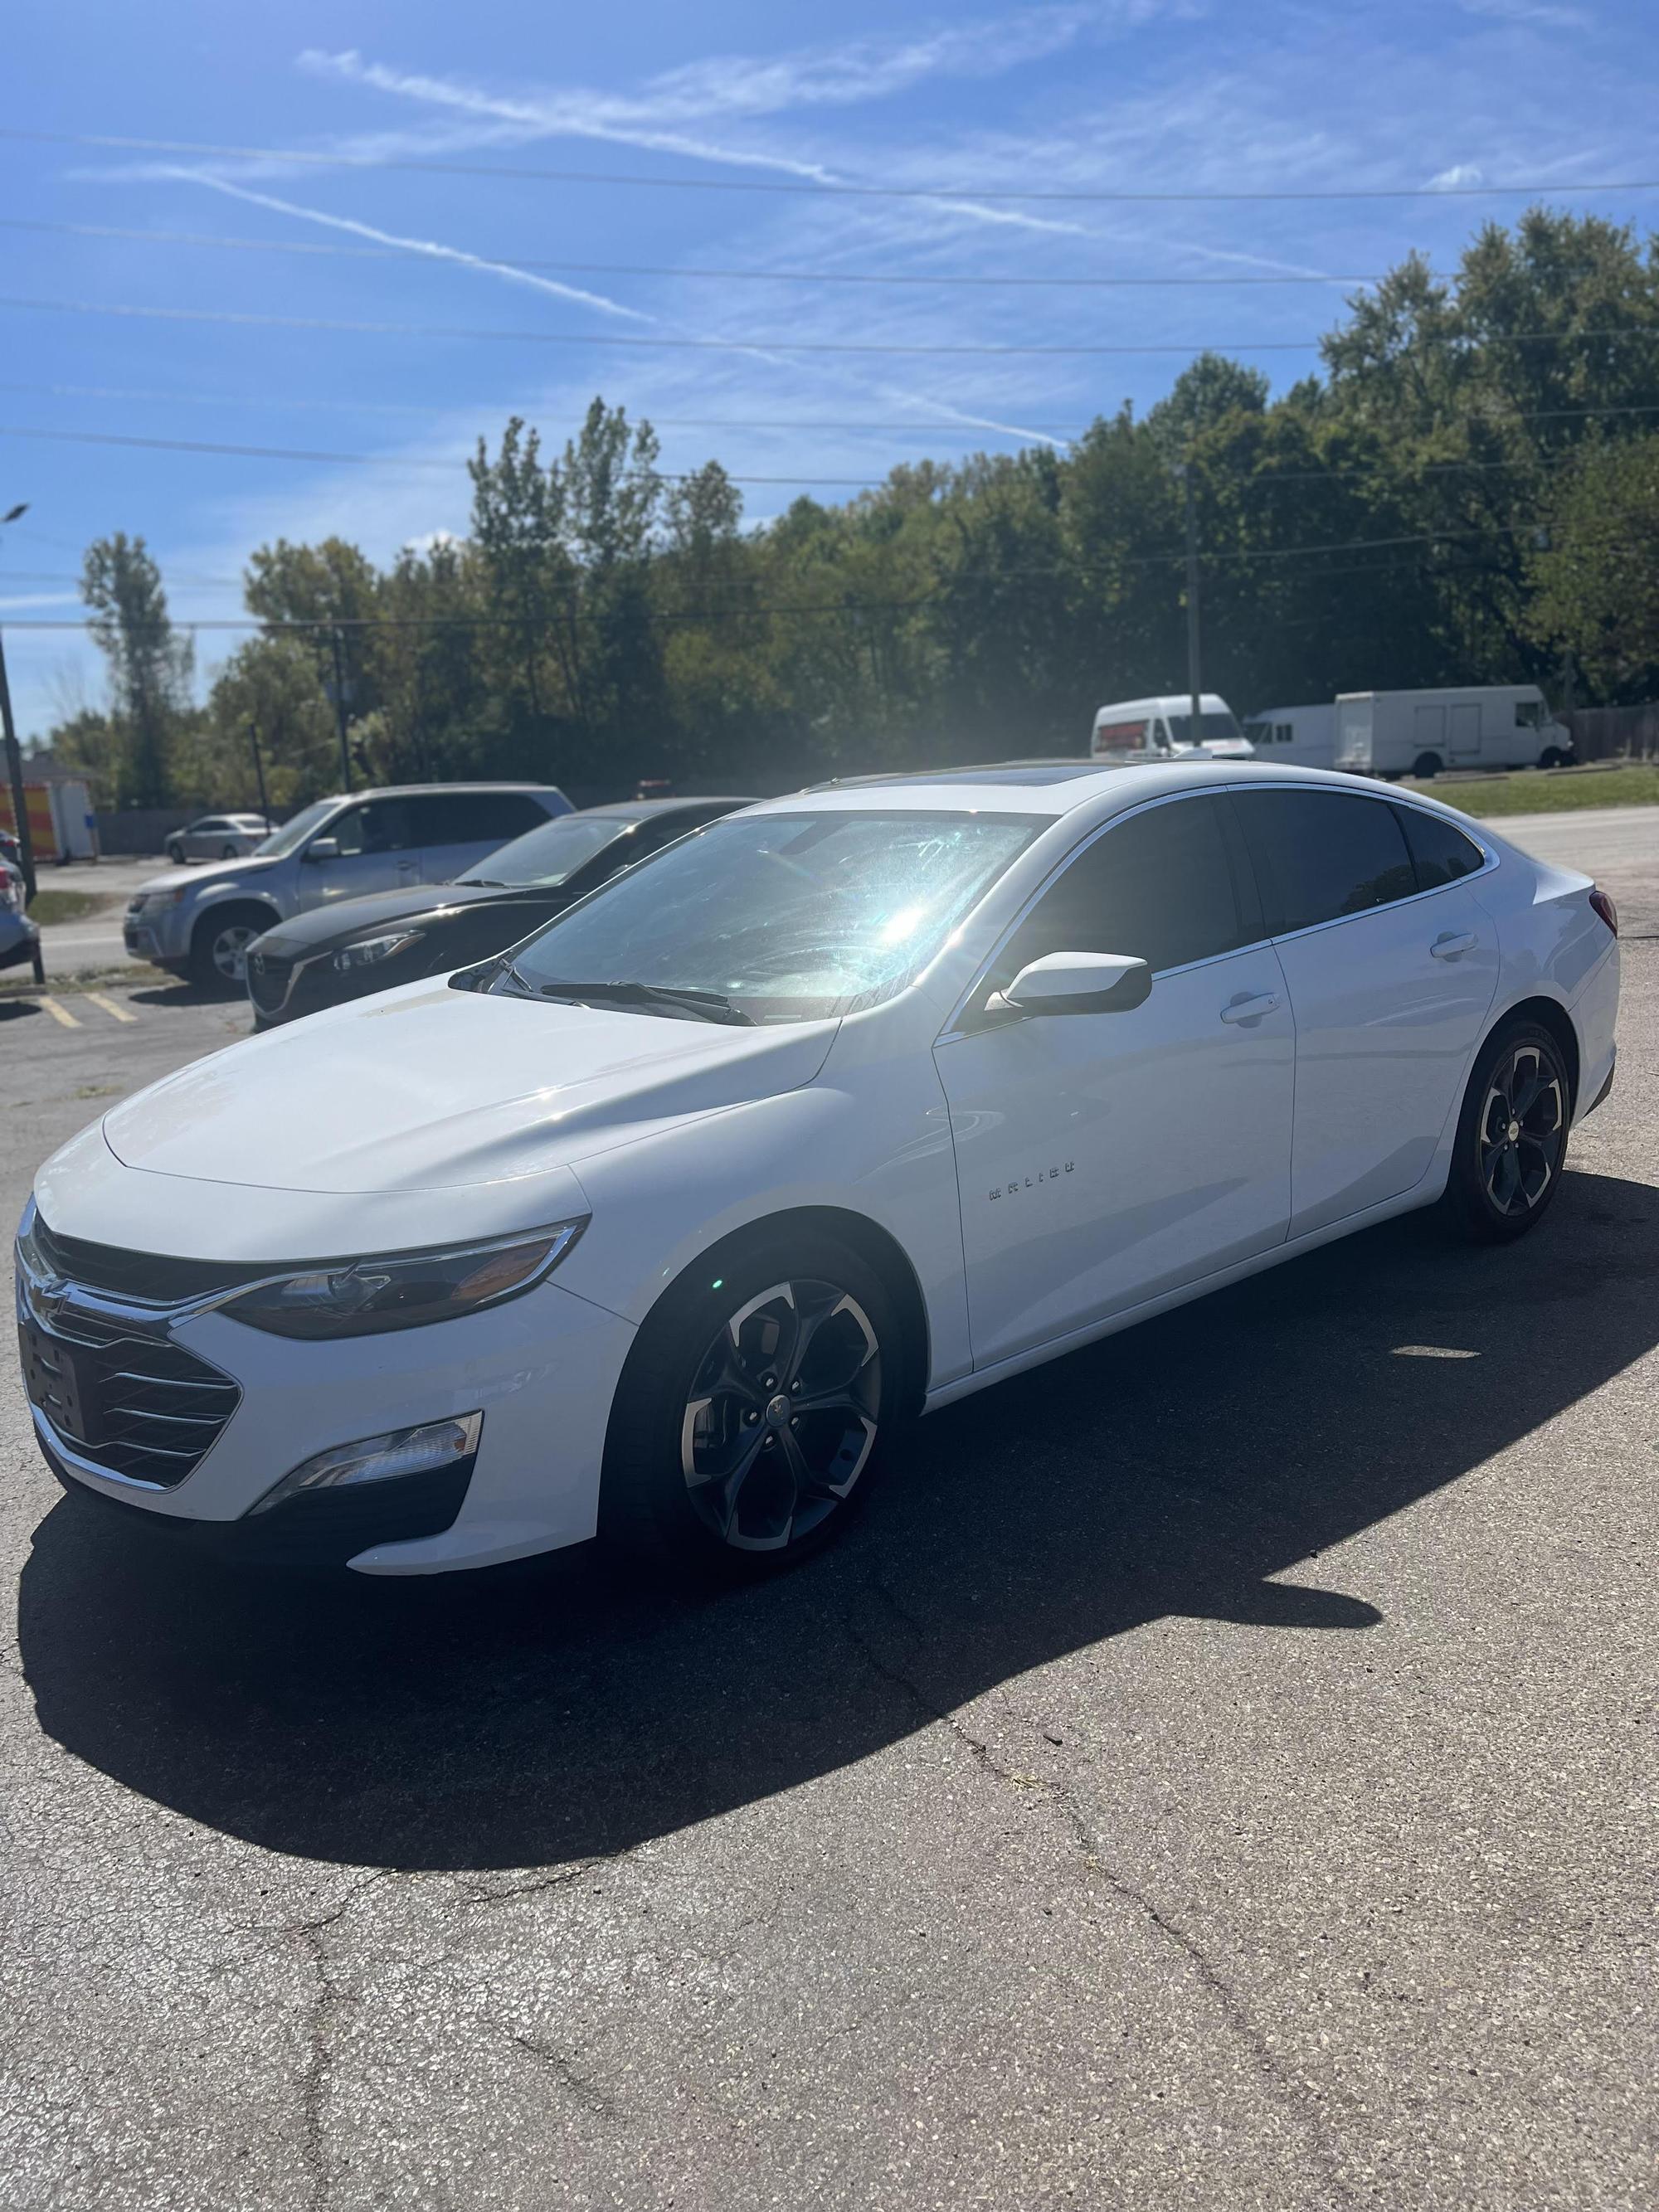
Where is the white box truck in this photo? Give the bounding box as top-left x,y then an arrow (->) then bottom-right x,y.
1241,702 -> 1338,769
1091,693 -> 1256,764
1335,685 -> 1573,779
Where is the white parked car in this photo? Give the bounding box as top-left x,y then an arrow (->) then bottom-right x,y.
164,814 -> 275,865
19,761 -> 1619,1579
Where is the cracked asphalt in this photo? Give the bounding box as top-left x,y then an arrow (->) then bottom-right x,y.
2,810 -> 1656,2210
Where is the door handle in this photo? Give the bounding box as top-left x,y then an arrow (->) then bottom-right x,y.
1219,992 -> 1280,1024
1430,931 -> 1479,960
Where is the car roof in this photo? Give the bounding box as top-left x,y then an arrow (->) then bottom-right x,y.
753,757 -> 1438,821
574,796 -> 755,819
309,781 -> 569,802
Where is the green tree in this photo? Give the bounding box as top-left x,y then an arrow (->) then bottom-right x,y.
80,533 -> 193,806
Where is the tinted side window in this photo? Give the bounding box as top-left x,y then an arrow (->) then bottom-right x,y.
331,800 -> 415,856
1231,790 -> 1416,935
412,792 -> 551,846
1395,805 -> 1484,891
1001,796 -> 1252,982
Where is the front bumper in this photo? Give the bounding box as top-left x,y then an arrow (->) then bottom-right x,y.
21,1269 -> 635,1575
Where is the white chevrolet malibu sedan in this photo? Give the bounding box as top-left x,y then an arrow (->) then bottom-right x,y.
17,761 -> 1619,1578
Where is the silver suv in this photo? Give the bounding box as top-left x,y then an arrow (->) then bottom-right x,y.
124,783 -> 572,990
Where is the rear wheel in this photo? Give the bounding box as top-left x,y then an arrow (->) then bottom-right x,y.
1412,751 -> 1444,780
1539,746 -> 1564,771
220,842 -> 239,858
166,839 -> 187,865
188,903 -> 272,994
1442,1019 -> 1571,1242
600,1232 -> 902,1578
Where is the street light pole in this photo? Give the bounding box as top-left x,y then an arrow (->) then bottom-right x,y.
1,500 -> 37,902
248,720 -> 270,823
327,626 -> 353,793
1178,461 -> 1204,747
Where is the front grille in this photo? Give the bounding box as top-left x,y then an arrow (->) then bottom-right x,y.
246,951 -> 294,1015
21,1304 -> 241,1488
30,1211 -> 264,1306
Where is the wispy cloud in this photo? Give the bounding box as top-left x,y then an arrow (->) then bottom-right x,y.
1427,162 -> 1486,189
1457,0 -> 1589,29
169,173 -> 652,321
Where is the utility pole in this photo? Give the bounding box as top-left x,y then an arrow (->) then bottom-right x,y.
1178,460 -> 1204,746
0,500 -> 36,902
326,626 -> 353,792
248,721 -> 270,823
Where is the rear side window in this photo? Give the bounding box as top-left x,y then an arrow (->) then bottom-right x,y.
1230,790 -> 1417,935
1395,806 -> 1485,890
407,792 -> 551,846
332,800 -> 416,855
1000,795 -> 1256,981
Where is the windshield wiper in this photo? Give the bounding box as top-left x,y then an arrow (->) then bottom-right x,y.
535,980 -> 754,1027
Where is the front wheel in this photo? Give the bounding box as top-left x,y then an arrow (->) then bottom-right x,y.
600,1232 -> 902,1578
1412,751 -> 1444,780
166,840 -> 187,865
1539,746 -> 1564,771
188,904 -> 270,994
1442,1020 -> 1572,1242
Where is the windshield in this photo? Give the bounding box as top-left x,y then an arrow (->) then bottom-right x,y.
1165,710 -> 1245,747
496,809 -> 1043,1023
465,812 -> 639,887
255,798 -> 340,858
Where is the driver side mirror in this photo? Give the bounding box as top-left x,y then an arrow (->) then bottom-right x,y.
304,837 -> 341,863
991,951 -> 1151,1018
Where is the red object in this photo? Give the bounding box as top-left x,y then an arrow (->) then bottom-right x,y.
1588,885 -> 1618,936
1094,719 -> 1147,752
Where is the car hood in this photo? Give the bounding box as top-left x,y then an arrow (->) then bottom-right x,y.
253,879 -> 536,955
134,854 -> 287,899
98,980 -> 838,1198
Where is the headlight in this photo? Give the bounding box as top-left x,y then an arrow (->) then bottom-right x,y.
222,1221 -> 586,1339
0,880 -> 19,915
333,929 -> 425,974
129,887 -> 187,915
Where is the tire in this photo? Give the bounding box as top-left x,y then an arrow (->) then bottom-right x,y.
31,943 -> 45,988
188,903 -> 273,994
1412,751 -> 1444,780
166,840 -> 187,866
1441,1018 -> 1572,1243
599,1229 -> 904,1580
220,843 -> 239,859
1539,746 -> 1564,771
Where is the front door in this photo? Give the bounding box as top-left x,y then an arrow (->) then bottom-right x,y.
934,794 -> 1296,1369
1228,788 -> 1501,1236
296,799 -> 420,911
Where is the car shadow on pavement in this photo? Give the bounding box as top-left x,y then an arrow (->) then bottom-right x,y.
17,1168 -> 1659,1872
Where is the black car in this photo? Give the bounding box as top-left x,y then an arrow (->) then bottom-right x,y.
244,796 -> 755,1028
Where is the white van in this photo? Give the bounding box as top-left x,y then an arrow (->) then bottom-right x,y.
1336,685 -> 1574,779
1241,703 -> 1338,770
1090,693 -> 1255,764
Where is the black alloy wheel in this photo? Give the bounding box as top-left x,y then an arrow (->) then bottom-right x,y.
601,1233 -> 900,1577
1444,1020 -> 1571,1242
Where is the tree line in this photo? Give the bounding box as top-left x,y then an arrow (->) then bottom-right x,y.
42,209 -> 1659,814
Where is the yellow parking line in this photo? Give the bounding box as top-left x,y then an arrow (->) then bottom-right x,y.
37,997 -> 80,1028
85,992 -> 137,1025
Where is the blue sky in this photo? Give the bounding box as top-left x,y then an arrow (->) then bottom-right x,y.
5,0 -> 1659,739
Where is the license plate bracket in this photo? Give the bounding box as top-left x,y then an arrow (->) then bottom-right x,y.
17,1320 -> 95,1444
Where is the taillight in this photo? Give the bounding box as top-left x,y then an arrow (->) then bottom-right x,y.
1588,885 -> 1618,936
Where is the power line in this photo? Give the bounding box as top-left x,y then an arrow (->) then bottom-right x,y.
9,126 -> 1659,203
7,377 -> 1659,440
12,292 -> 1659,357
0,219 -> 1402,289
0,419 -> 1605,490
0,423 -> 893,486
0,520 -> 1589,638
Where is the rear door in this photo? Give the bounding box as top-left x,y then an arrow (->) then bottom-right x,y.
412,792 -> 554,884
934,792 -> 1295,1367
1228,788 -> 1499,1237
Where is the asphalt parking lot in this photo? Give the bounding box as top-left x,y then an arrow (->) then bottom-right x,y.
2,811 -> 1655,2210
